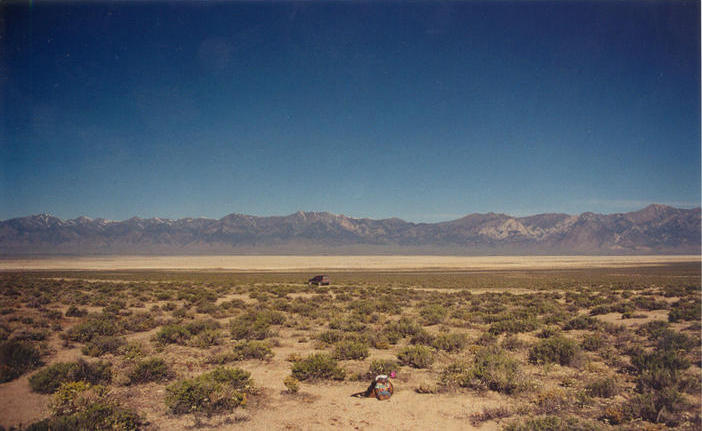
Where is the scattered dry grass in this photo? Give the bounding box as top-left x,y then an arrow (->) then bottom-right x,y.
0,259 -> 699,430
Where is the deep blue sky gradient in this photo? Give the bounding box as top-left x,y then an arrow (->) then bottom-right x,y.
2,1 -> 700,222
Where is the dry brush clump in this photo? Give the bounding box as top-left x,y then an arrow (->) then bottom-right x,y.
165,367 -> 254,415
82,336 -> 126,357
432,332 -> 468,352
152,318 -> 223,347
127,357 -> 173,384
441,346 -> 528,394
230,309 -> 285,340
0,338 -> 44,383
419,304 -> 448,325
585,376 -> 620,399
290,353 -> 346,381
333,339 -> 370,360
528,335 -> 580,367
66,314 -> 123,343
397,345 -> 434,369
26,382 -> 145,430
29,359 -> 112,394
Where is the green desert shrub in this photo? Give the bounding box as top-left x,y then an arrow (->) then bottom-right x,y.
156,319 -> 223,347
0,339 -> 43,383
195,301 -> 218,315
12,328 -> 49,342
120,342 -> 146,361
532,388 -> 571,414
382,328 -> 403,345
419,304 -> 447,325
283,375 -> 300,393
662,285 -> 688,298
189,328 -> 222,348
476,330 -> 498,346
128,357 -> 173,384
64,305 -> 87,318
48,381 -> 94,416
563,315 -> 600,331
585,377 -> 620,398
229,311 -> 282,340
368,331 -> 392,349
153,324 -> 191,345
501,334 -> 526,351
29,359 -> 112,394
81,336 -> 126,357
528,335 -> 579,366
624,390 -> 690,426
333,340 -> 369,360
630,348 -> 690,391
668,298 -> 700,322
632,295 -> 669,311
432,332 -> 468,352
581,333 -> 606,352
165,367 -> 253,415
122,312 -> 159,332
184,318 -> 221,334
368,359 -> 399,378
655,329 -> 696,353
409,329 -> 436,346
440,361 -> 472,388
171,307 -> 189,319
625,333 -> 695,425
388,316 -> 422,337
233,340 -> 274,361
442,346 -> 526,394
317,329 -> 344,345
343,318 -> 369,332
26,382 -> 144,431
45,309 -> 63,320
291,353 -> 345,381
588,305 -> 611,316
636,320 -> 670,339
536,326 -> 561,339
397,345 -> 434,369
489,317 -> 539,335
66,316 -> 122,343
12,328 -> 49,341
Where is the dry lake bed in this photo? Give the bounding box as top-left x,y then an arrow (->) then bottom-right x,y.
0,254 -> 699,271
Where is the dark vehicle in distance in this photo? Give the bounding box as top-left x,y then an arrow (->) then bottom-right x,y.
308,275 -> 330,286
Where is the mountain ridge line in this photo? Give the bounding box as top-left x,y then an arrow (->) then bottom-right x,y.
1,204 -> 699,255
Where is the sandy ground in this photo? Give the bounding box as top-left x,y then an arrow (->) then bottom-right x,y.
109,337 -> 511,431
0,325 -> 511,430
0,333 -> 83,428
0,255 -> 699,271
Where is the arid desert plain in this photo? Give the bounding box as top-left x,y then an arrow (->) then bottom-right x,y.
0,255 -> 700,430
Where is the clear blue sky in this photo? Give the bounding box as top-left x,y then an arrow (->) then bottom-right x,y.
2,1 -> 700,222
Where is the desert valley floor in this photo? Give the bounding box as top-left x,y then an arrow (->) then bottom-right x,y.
0,256 -> 700,430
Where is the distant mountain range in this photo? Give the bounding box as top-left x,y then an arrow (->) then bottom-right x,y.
0,204 -> 699,255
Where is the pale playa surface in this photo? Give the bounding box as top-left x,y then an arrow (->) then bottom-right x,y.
0,255 -> 699,271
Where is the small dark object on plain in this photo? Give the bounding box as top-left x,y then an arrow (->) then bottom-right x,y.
308,275 -> 330,286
